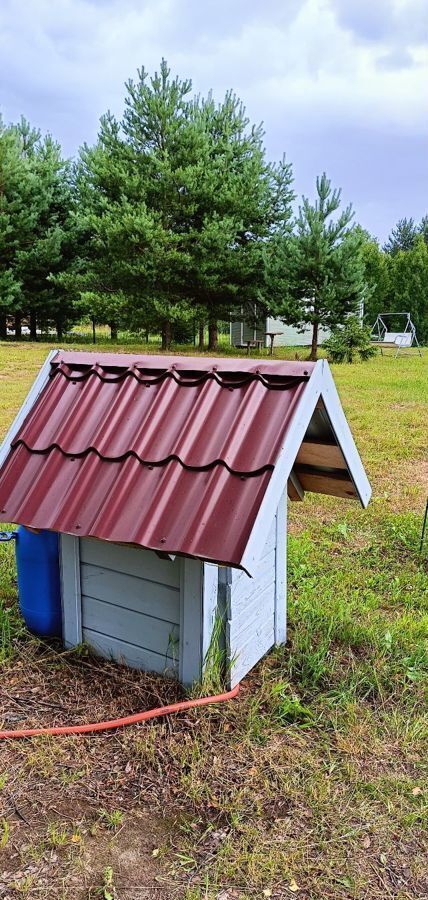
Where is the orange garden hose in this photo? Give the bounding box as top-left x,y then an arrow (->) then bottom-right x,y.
0,683 -> 240,739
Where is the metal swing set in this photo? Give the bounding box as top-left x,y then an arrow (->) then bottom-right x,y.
370,312 -> 422,357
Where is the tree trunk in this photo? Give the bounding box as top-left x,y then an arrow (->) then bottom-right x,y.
109,322 -> 118,341
161,319 -> 172,351
198,321 -> 205,350
208,319 -> 218,352
92,317 -> 96,344
309,320 -> 319,361
145,330 -> 149,343
30,310 -> 38,341
0,315 -> 7,340
15,314 -> 22,340
56,317 -> 63,340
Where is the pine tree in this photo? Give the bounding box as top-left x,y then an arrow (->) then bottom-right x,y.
419,215 -> 428,245
268,174 -> 367,360
0,119 -> 30,337
68,63 -> 205,348
186,96 -> 294,349
70,60 -> 294,350
0,117 -> 76,340
383,217 -> 418,254
13,119 -> 76,338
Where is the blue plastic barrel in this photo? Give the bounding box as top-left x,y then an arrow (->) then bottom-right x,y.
15,527 -> 62,638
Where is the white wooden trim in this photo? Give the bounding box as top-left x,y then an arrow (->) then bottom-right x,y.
179,561 -> 220,685
201,563 -> 219,663
179,557 -> 204,686
60,533 -> 82,647
0,349 -> 59,468
241,360 -> 325,575
318,361 -> 372,508
274,490 -> 287,645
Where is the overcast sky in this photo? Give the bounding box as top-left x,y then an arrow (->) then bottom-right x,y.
1,0 -> 427,242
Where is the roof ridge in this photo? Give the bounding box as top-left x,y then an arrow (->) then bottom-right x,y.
50,361 -> 309,390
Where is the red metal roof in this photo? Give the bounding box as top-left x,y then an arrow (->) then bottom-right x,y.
0,352 -> 314,568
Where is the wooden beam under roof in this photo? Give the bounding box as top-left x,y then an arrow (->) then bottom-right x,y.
296,440 -> 348,470
287,468 -> 305,501
296,467 -> 357,500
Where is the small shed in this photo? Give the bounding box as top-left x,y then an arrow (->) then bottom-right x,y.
0,351 -> 371,687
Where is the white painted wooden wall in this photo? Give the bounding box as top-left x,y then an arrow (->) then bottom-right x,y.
265,317 -> 331,347
61,537 -> 181,676
60,492 -> 287,689
221,490 -> 287,688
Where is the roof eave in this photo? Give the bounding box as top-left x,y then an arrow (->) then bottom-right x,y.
0,349 -> 61,469
317,360 -> 371,509
240,359 -> 371,576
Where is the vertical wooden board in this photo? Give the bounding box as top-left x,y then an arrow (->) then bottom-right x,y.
275,490 -> 287,645
226,513 -> 277,687
228,617 -> 275,687
179,557 -> 203,686
202,563 -> 219,663
230,549 -> 275,609
60,533 -> 82,647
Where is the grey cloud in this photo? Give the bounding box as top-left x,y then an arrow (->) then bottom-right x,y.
0,0 -> 427,242
376,47 -> 416,71
331,0 -> 428,46
331,0 -> 392,42
159,0 -> 302,43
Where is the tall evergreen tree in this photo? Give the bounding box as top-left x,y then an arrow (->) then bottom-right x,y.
0,118 -> 30,337
418,215 -> 428,245
383,217 -> 418,255
0,117 -> 75,339
267,174 -> 367,360
187,96 -> 294,349
70,60 -> 294,350
69,62 -> 206,348
14,119 -> 76,338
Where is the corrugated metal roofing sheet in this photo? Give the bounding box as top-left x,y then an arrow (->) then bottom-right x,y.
15,360 -> 307,473
0,352 -> 314,568
0,445 -> 272,565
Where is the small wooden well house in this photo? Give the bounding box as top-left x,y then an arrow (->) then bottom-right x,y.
0,351 -> 371,687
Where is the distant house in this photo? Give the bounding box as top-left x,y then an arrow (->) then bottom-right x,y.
231,315 -> 331,349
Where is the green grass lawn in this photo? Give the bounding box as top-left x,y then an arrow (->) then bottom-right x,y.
0,341 -> 427,899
